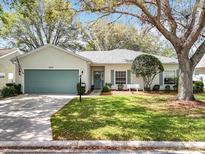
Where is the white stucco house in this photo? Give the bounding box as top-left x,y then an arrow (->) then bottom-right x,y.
194,55 -> 205,85
12,44 -> 179,94
0,48 -> 22,89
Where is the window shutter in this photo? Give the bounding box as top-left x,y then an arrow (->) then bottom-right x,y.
176,69 -> 179,77
127,70 -> 131,84
159,72 -> 164,86
111,70 -> 114,85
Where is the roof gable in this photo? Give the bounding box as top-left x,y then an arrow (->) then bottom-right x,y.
196,55 -> 205,68
14,44 -> 91,62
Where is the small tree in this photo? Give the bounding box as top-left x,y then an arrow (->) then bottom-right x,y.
132,54 -> 164,91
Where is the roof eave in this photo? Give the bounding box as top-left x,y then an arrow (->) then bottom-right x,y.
0,49 -> 21,59
91,62 -> 178,65
12,44 -> 92,63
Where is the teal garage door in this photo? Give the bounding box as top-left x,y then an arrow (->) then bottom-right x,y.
24,70 -> 79,94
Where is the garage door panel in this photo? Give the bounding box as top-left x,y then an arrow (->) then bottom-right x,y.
24,70 -> 79,94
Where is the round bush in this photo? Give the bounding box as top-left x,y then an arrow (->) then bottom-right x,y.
165,85 -> 171,92
102,86 -> 110,92
152,84 -> 160,91
193,81 -> 204,93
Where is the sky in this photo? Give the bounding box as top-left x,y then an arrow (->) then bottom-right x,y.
70,0 -> 141,28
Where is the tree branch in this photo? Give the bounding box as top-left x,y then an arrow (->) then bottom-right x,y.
162,0 -> 177,35
191,40 -> 205,68
183,1 -> 205,50
184,0 -> 200,38
155,0 -> 161,20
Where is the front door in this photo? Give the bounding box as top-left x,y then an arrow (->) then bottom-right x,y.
94,71 -> 104,89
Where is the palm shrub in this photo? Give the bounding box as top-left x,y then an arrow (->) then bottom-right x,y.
1,86 -> 16,97
1,83 -> 22,97
6,83 -> 21,94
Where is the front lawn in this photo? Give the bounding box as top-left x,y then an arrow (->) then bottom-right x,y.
51,93 -> 205,141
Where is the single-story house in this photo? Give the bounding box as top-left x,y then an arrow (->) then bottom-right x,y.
12,44 -> 179,94
194,55 -> 205,84
0,48 -> 22,89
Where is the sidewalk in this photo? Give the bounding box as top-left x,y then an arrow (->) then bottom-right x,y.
89,90 -> 101,96
0,149 -> 205,154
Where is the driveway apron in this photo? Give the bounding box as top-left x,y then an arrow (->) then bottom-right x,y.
0,94 -> 74,141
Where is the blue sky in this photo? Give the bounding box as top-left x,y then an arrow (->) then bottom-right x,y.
70,0 -> 141,28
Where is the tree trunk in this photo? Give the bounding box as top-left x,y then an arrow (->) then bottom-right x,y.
177,57 -> 195,101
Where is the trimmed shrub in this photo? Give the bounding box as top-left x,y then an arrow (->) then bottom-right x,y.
102,86 -> 110,92
77,83 -> 86,95
1,86 -> 16,97
91,85 -> 94,90
152,84 -> 160,91
14,84 -> 21,94
6,83 -> 15,87
193,81 -> 204,93
165,85 -> 171,92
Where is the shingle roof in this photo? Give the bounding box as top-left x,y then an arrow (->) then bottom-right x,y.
196,55 -> 205,68
0,49 -> 16,58
77,49 -> 178,64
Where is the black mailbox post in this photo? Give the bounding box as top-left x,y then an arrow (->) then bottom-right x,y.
79,71 -> 83,102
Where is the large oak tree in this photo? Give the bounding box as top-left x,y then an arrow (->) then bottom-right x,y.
0,0 -> 85,52
80,0 -> 205,101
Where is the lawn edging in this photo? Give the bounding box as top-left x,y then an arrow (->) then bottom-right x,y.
0,141 -> 205,150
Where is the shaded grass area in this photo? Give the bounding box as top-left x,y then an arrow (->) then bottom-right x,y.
51,93 -> 205,141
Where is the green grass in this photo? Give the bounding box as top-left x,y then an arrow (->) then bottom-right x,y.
51,93 -> 205,141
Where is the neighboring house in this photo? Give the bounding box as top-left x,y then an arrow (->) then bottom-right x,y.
194,55 -> 205,84
0,48 -> 22,89
12,44 -> 179,94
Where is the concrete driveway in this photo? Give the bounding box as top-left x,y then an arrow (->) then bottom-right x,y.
0,94 -> 75,141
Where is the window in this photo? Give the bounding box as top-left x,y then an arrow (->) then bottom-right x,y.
115,71 -> 126,84
194,70 -> 199,75
164,70 -> 176,84
8,73 -> 14,80
0,73 -> 5,79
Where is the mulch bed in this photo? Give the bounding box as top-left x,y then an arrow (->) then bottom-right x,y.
168,100 -> 205,109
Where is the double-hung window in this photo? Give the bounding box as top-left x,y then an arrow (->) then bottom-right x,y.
115,71 -> 126,84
